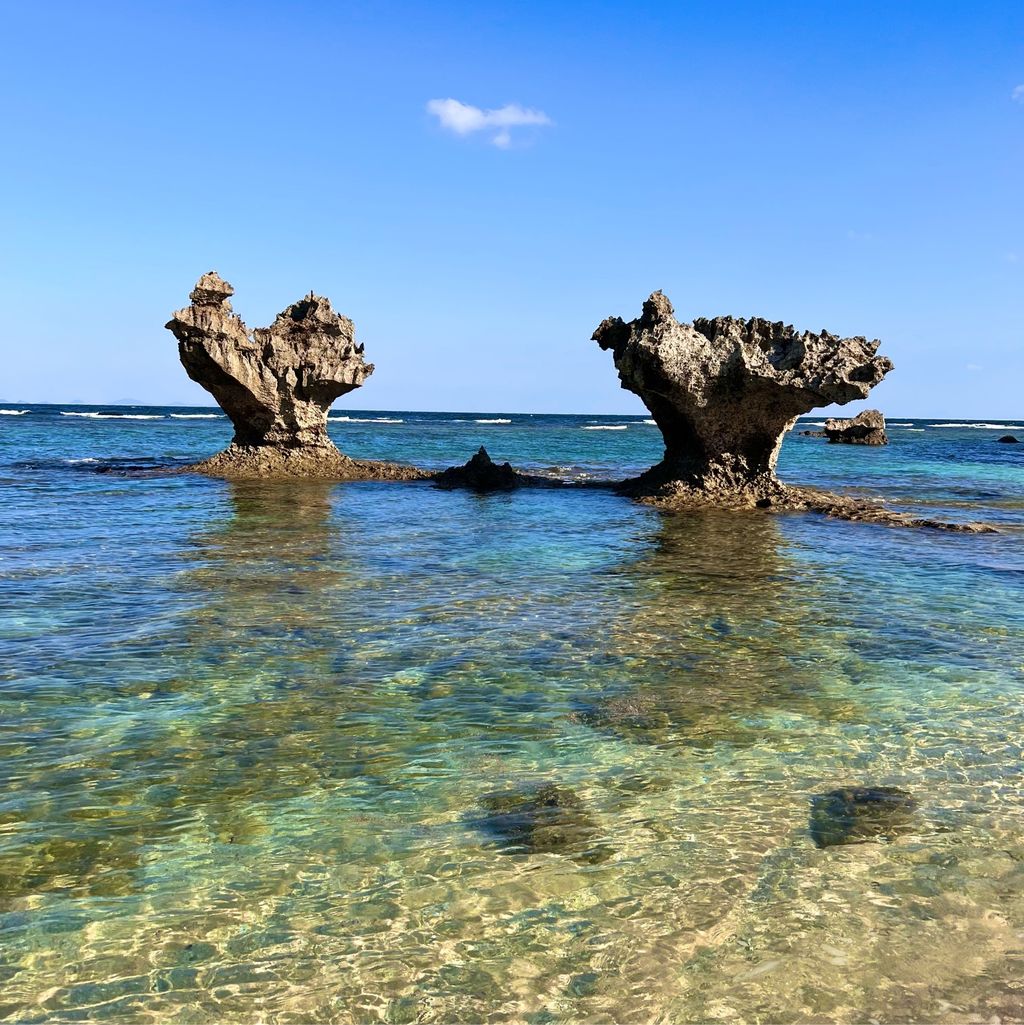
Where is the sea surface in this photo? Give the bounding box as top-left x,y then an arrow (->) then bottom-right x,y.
1,405 -> 1022,1023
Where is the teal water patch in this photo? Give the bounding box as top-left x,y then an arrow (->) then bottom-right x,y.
0,409 -> 1022,1022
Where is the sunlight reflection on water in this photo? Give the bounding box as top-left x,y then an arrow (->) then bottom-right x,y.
1,413 -> 1022,1022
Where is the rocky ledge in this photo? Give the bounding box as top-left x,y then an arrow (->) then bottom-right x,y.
824,409 -> 888,445
165,273 -> 425,480
593,292 -> 893,508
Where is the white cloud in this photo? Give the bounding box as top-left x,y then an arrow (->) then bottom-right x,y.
1013,84 -> 1024,103
426,98 -> 552,147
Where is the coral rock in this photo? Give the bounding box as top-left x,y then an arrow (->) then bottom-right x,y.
824,409 -> 888,445
593,292 -> 893,505
434,447 -> 519,491
166,273 -> 423,480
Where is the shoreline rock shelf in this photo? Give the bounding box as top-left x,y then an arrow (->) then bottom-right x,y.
165,273 -> 425,480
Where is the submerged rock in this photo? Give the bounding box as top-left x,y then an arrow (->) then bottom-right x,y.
434,447 -> 519,491
997,435 -> 1019,444
476,783 -> 606,859
570,694 -> 672,742
165,272 -> 425,480
809,785 -> 918,848
592,292 -> 893,507
824,409 -> 888,445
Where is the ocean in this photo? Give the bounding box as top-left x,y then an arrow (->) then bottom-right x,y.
1,404 -> 1022,1022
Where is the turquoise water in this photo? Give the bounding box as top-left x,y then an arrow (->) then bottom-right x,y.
1,406 -> 1023,1023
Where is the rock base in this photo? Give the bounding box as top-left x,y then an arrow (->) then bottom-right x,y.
186,445 -> 428,481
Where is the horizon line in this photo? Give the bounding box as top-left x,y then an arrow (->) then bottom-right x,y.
1,400 -> 1019,422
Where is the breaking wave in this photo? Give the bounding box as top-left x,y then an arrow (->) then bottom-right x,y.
475,418 -> 512,424
170,413 -> 221,419
61,412 -> 165,420
0,409 -> 28,416
329,416 -> 404,423
583,425 -> 629,431
928,423 -> 1021,430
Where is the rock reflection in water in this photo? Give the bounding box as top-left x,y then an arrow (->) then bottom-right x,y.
571,510 -> 861,750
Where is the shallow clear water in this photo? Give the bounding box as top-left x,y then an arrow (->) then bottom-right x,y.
1,406 -> 1023,1023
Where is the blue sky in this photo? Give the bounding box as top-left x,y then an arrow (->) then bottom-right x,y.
1,1 -> 1021,416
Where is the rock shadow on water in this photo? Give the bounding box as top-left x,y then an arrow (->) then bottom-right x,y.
809,785 -> 918,848
470,783 -> 612,863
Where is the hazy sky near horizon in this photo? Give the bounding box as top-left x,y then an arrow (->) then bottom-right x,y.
1,1 -> 1022,416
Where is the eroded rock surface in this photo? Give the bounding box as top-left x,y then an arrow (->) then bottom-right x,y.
166,272 -> 425,480
593,292 -> 893,506
824,409 -> 888,445
433,447 -> 574,492
434,447 -> 519,491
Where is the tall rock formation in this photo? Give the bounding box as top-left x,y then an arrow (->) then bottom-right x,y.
593,292 -> 893,506
166,273 -> 424,479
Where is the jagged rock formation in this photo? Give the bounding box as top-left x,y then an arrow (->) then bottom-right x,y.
434,447 -> 519,491
824,409 -> 888,445
433,447 -> 572,492
593,292 -> 893,507
166,273 -> 425,480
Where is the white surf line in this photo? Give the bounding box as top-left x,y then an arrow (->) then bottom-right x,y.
61,412 -> 165,419
927,423 -> 1021,430
329,416 -> 404,423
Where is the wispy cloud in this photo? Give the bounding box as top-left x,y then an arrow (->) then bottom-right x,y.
426,98 -> 553,147
1013,84 -> 1024,103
